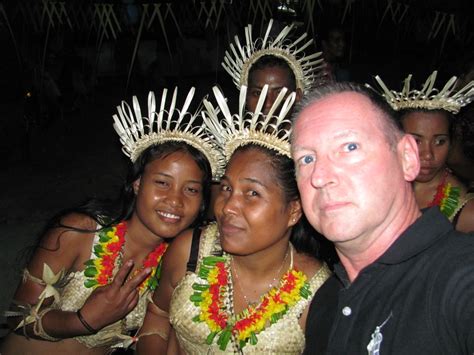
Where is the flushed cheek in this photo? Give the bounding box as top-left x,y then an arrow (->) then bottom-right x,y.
183,201 -> 201,220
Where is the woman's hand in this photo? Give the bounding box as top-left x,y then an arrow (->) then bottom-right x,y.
78,260 -> 151,331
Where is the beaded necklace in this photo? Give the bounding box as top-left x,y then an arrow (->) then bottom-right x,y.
428,170 -> 461,219
83,221 -> 168,292
190,248 -> 311,351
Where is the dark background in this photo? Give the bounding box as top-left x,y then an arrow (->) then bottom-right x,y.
0,0 -> 473,330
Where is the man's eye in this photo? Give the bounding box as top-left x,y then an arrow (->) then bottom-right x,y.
300,155 -> 314,165
247,190 -> 259,197
344,143 -> 358,152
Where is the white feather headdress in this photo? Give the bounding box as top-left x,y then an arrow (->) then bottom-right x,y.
202,85 -> 296,160
112,88 -> 226,179
222,19 -> 325,94
367,71 -> 474,114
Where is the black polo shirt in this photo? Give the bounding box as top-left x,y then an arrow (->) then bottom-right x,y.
304,207 -> 474,354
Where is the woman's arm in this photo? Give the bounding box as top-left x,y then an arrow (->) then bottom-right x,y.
7,213 -> 151,340
135,228 -> 194,354
166,328 -> 182,355
456,198 -> 474,233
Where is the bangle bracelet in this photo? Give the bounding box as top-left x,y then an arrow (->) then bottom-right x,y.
76,309 -> 98,334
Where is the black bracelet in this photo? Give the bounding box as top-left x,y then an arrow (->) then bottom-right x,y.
76,309 -> 98,334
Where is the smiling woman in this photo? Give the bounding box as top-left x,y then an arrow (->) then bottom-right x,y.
136,85 -> 331,354
0,88 -> 224,354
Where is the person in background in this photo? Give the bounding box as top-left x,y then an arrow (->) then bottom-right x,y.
291,81 -> 474,354
447,56 -> 474,187
208,20 -> 336,265
0,88 -> 224,354
321,25 -> 351,83
370,71 -> 474,232
448,104 -> 474,189
136,85 -> 331,354
222,18 -> 326,113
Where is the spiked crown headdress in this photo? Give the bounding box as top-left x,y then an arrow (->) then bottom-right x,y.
112,88 -> 226,179
367,71 -> 474,114
222,19 -> 325,94
201,85 -> 296,161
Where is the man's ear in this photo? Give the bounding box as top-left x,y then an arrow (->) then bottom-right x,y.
398,134 -> 420,182
288,200 -> 303,227
133,178 -> 141,195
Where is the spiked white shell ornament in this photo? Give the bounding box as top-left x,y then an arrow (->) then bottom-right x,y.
222,19 -> 325,94
202,84 -> 296,161
367,71 -> 474,114
112,88 -> 226,180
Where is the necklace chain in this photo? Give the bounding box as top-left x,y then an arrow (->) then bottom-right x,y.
231,245 -> 290,306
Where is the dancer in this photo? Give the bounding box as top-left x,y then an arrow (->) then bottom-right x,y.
222,19 -> 326,113
136,85 -> 331,354
1,88 -> 224,354
369,71 -> 474,232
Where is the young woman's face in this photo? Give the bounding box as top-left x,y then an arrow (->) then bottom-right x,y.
133,151 -> 205,239
402,111 -> 450,183
214,148 -> 299,256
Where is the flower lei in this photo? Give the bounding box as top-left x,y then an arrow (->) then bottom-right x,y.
190,255 -> 311,351
428,173 -> 460,219
83,221 -> 168,292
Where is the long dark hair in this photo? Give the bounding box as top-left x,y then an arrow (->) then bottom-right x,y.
234,144 -> 337,266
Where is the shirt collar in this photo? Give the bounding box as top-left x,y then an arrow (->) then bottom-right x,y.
377,207 -> 452,264
333,207 -> 453,283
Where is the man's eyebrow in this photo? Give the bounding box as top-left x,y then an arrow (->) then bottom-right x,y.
332,129 -> 359,140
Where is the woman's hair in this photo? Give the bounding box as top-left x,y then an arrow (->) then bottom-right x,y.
234,144 -> 336,265
456,105 -> 474,160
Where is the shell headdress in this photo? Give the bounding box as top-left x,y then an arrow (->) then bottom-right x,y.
112,88 -> 226,180
222,19 -> 325,94
367,71 -> 474,114
202,84 -> 296,161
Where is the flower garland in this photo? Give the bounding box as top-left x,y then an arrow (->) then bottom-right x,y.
134,242 -> 168,292
190,255 -> 311,351
83,221 -> 168,292
428,172 -> 460,219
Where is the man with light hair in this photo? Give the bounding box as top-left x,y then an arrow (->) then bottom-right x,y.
291,81 -> 474,354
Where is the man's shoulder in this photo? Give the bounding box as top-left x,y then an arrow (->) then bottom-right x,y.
418,230 -> 474,290
430,229 -> 474,259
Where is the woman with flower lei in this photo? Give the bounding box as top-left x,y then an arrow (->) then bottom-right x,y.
368,71 -> 474,233
137,85 -> 332,354
400,108 -> 474,232
1,88 -> 224,354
